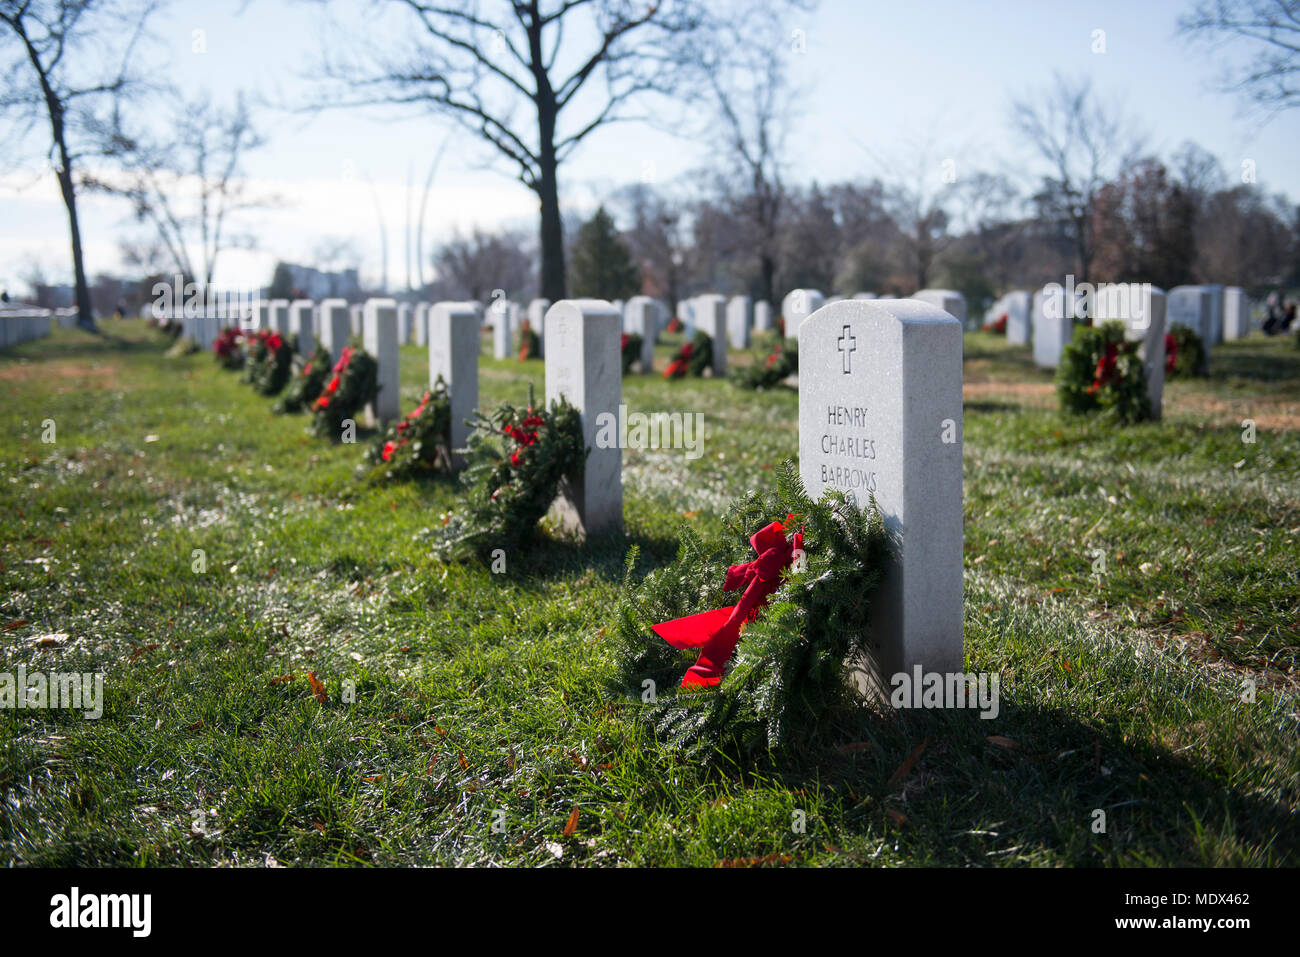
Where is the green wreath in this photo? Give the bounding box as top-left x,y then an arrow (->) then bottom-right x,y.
310,346 -> 379,440
433,386 -> 586,561
609,460 -> 888,761
364,376 -> 454,478
1055,321 -> 1151,424
274,344 -> 333,414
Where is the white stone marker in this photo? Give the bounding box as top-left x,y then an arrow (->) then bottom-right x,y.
528,298 -> 550,357
545,300 -> 621,537
1095,283 -> 1167,420
754,300 -> 773,333
693,294 -> 728,375
254,302 -> 270,332
727,295 -> 752,349
428,302 -> 480,469
624,296 -> 658,372
1168,286 -> 1213,351
1192,284 -> 1225,345
799,298 -> 963,685
911,288 -> 967,325
318,299 -> 351,365
1000,291 -> 1030,345
782,289 -> 825,340
269,299 -> 290,335
1032,287 -> 1074,369
397,302 -> 413,345
490,298 -> 514,360
363,299 -> 400,426
348,303 -> 363,336
1223,287 -> 1248,340
414,302 -> 430,346
289,299 -> 316,356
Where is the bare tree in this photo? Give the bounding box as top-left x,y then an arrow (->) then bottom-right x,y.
1010,74 -> 1131,283
434,226 -> 534,302
90,90 -> 271,287
310,0 -> 752,302
866,133 -> 962,291
1,0 -> 154,327
1179,0 -> 1300,114
700,2 -> 810,306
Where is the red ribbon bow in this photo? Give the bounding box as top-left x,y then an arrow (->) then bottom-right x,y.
651,517 -> 802,688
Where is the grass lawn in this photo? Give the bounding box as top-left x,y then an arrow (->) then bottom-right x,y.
1,319 -> 1297,867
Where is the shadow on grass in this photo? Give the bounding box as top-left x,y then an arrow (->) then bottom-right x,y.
732,702 -> 1299,866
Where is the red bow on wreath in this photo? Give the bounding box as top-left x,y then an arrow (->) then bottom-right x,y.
651,517 -> 803,687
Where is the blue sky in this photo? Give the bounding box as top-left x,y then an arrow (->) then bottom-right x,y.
2,0 -> 1297,292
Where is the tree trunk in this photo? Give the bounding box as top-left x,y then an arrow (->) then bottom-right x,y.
536,146 -> 566,302
56,160 -> 95,329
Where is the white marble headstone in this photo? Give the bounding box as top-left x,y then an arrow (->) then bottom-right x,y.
429,302 -> 480,469
799,298 -> 964,686
1223,287 -> 1248,340
782,289 -> 825,340
318,299 -> 351,364
693,294 -> 728,375
1095,283 -> 1167,420
363,299 -> 400,426
1004,291 -> 1032,345
911,288 -> 967,325
754,300 -> 773,333
544,300 -> 622,537
1032,287 -> 1074,369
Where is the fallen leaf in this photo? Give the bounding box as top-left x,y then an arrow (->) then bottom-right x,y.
185,721 -> 204,733
269,673 -> 296,686
887,738 -> 928,787
458,751 -> 469,770
885,808 -> 908,827
4,619 -> 29,631
986,735 -> 1020,750
306,671 -> 328,704
562,805 -> 580,837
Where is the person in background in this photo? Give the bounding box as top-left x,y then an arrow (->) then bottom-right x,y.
1262,291 -> 1284,335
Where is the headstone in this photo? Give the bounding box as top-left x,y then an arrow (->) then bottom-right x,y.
1032,287 -> 1073,369
1168,286 -> 1213,350
319,299 -> 351,364
348,303 -> 363,336
1190,284 -> 1225,345
362,299 -> 400,426
544,300 -> 622,537
397,302 -> 413,345
1004,290 -> 1032,345
528,299 -> 550,357
1095,283 -> 1167,420
414,302 -> 430,347
676,299 -> 694,334
1223,287 -> 1248,340
289,299 -> 315,356
490,298 -> 514,359
428,302 -> 479,468
693,294 -> 728,375
754,300 -> 773,333
624,296 -> 658,372
911,288 -> 967,324
254,302 -> 270,331
782,289 -> 824,340
269,299 -> 290,335
727,295 -> 752,349
798,299 -> 963,686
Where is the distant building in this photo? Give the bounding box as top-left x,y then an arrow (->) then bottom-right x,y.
282,264 -> 361,300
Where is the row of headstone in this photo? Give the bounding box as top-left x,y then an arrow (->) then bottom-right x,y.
0,309 -> 55,348
986,290 -> 1032,345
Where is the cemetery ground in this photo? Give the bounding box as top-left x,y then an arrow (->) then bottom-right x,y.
1,320 -> 1297,868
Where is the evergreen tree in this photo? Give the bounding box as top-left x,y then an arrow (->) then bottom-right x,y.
268,262 -> 295,300
569,207 -> 641,300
